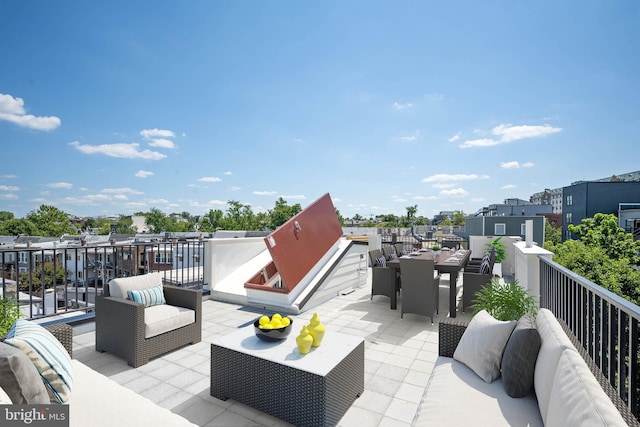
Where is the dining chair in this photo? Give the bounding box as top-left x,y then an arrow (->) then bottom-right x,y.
399,257 -> 440,322
368,250 -> 398,307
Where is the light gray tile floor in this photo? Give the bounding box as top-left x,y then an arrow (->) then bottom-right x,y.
71,272 -> 472,426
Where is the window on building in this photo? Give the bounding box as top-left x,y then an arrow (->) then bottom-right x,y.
566,195 -> 573,206
18,252 -> 27,263
521,223 -> 527,236
566,213 -> 572,224
494,223 -> 506,235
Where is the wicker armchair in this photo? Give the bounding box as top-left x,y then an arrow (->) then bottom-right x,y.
399,257 -> 440,322
368,249 -> 399,309
462,266 -> 493,312
95,273 -> 202,368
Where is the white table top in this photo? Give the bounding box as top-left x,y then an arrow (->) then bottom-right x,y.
213,324 -> 364,376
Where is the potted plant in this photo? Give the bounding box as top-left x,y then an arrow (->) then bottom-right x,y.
472,279 -> 537,321
485,237 -> 507,276
431,244 -> 441,257
0,296 -> 22,338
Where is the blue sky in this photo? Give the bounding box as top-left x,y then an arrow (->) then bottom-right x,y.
1,1 -> 639,220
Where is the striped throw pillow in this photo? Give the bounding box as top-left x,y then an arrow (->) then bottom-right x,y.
480,259 -> 492,275
375,256 -> 387,267
127,284 -> 166,307
5,319 -> 73,404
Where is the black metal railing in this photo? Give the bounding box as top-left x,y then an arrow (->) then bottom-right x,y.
0,240 -> 206,322
540,256 -> 640,419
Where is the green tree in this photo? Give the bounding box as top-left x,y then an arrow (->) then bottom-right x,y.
0,218 -> 41,236
113,215 -> 137,234
19,262 -> 67,293
267,198 -> 301,230
26,205 -> 75,237
0,211 -> 14,222
145,208 -> 171,234
543,219 -> 562,250
335,208 -> 344,226
452,211 -> 466,226
199,209 -> 224,232
568,213 -> 640,264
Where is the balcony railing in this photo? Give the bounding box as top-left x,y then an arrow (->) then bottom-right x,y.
0,240 -> 205,321
540,256 -> 640,419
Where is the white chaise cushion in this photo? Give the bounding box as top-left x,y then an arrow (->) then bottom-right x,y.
453,310 -> 516,383
413,357 -> 543,426
144,305 -> 195,339
546,349 -> 627,427
109,272 -> 164,299
534,308 -> 577,422
69,360 -> 196,427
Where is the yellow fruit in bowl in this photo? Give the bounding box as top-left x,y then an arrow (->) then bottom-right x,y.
281,317 -> 291,327
270,318 -> 283,329
260,323 -> 273,330
259,315 -> 270,326
272,313 -> 283,320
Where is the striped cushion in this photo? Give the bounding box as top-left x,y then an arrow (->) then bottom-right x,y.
127,284 -> 166,307
127,285 -> 167,307
5,319 -> 73,403
375,256 -> 387,267
480,259 -> 491,275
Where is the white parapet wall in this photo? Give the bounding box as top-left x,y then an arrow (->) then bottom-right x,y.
513,241 -> 553,306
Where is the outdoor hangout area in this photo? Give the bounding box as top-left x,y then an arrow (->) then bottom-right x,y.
1,197 -> 639,426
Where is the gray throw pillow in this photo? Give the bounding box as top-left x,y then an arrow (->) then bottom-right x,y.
501,314 -> 541,397
0,342 -> 49,404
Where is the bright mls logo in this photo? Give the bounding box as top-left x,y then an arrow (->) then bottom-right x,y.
2,405 -> 68,426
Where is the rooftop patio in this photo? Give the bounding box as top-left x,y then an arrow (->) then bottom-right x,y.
70,271 -> 472,427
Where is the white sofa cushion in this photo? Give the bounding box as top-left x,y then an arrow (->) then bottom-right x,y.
453,310 -> 516,383
546,349 -> 627,427
109,272 -> 164,299
69,360 -> 196,427
144,304 -> 195,339
413,357 -> 543,426
534,308 -> 577,423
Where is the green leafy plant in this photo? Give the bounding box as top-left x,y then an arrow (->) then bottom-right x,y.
0,296 -> 22,337
472,279 -> 537,321
432,244 -> 441,251
485,237 -> 507,264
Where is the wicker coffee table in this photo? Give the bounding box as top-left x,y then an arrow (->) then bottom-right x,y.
210,325 -> 365,427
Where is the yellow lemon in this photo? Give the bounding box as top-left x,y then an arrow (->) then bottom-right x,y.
281,317 -> 291,327
259,316 -> 270,326
260,323 -> 273,329
272,313 -> 282,320
270,318 -> 283,329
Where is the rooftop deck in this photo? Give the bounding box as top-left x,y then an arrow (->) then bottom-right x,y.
71,271 -> 472,426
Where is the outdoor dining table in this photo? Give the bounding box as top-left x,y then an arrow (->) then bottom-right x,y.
386,248 -> 471,318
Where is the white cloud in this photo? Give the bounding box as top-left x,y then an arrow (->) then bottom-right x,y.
500,161 -> 521,169
1,175 -> 17,179
0,185 -> 19,191
46,182 -> 73,189
230,186 -> 241,191
147,198 -> 169,204
113,194 -> 128,200
147,138 -> 175,149
471,197 -> 486,203
282,194 -> 306,200
460,138 -> 502,148
135,170 -> 154,178
522,162 -> 535,168
493,124 -> 561,142
460,124 -> 562,148
0,193 -> 18,200
501,184 -> 517,190
422,173 -> 490,183
399,131 -> 420,142
440,188 -> 469,197
392,196 -> 408,202
100,187 -> 144,195
0,93 -> 61,131
69,141 -> 166,160
448,133 -> 461,142
392,102 -> 413,111
224,171 -> 233,175
140,129 -> 175,139
198,177 -> 222,183
254,191 -> 277,196
432,183 -> 457,189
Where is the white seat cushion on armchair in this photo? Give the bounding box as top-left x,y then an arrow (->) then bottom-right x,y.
109,272 -> 164,299
144,305 -> 195,339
